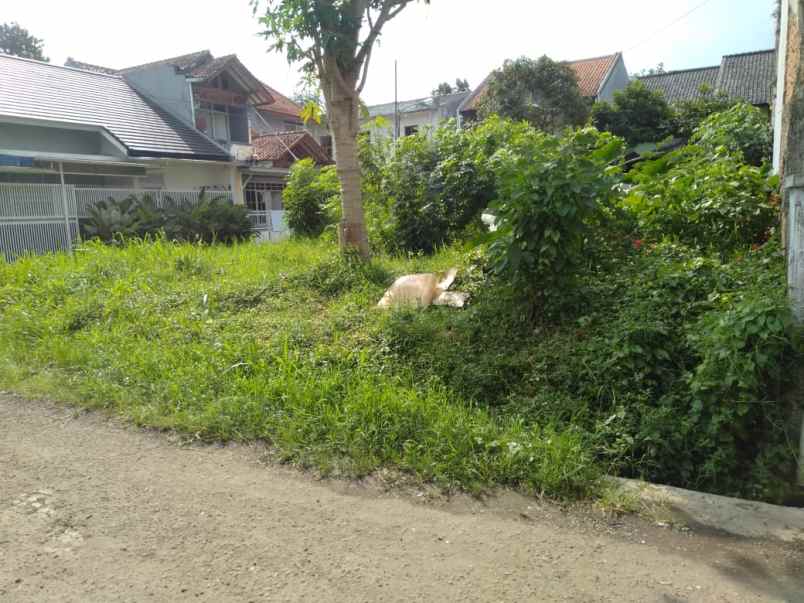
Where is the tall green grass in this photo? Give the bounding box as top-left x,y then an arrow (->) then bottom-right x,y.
0,239 -> 599,498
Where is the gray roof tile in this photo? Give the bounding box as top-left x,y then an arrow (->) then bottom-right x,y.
717,49 -> 776,105
639,66 -> 720,103
0,54 -> 230,161
637,49 -> 775,106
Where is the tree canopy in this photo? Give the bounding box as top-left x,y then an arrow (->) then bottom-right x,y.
477,56 -> 589,133
591,80 -> 674,145
252,0 -> 426,256
432,78 -> 470,97
0,22 -> 48,62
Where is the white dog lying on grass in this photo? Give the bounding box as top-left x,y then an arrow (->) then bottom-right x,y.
377,268 -> 469,309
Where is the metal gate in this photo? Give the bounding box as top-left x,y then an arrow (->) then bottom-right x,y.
0,183 -> 79,261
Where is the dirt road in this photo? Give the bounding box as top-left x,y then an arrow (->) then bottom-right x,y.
1,394 -> 803,602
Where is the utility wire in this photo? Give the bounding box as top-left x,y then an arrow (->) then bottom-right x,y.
625,0 -> 717,53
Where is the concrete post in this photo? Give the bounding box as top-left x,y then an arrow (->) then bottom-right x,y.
775,0 -> 804,487
229,165 -> 244,206
789,181 -> 804,486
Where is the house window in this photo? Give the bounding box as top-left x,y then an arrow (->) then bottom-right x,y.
404,125 -> 419,136
244,180 -> 285,212
197,102 -> 231,142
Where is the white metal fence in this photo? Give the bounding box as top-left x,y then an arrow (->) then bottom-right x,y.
73,188 -> 235,218
0,184 -> 288,262
0,184 -> 79,261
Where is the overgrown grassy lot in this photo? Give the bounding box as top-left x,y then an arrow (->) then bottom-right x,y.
0,239 -> 599,498
0,236 -> 797,502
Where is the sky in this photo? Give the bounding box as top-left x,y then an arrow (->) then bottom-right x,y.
4,0 -> 777,106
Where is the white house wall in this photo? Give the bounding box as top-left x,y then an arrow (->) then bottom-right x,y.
160,161 -> 233,190
0,122 -> 122,157
124,65 -> 195,127
364,109 -> 442,140
598,57 -> 630,102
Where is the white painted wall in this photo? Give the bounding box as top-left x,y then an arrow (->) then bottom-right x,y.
774,0 -> 791,173
0,122 -> 123,157
598,56 -> 630,103
159,160 -> 242,204
364,109 -> 443,140
124,65 -> 195,127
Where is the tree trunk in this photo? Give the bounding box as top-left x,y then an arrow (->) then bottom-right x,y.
326,84 -> 370,257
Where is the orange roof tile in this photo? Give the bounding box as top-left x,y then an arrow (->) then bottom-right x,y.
567,53 -> 619,97
257,82 -> 304,120
251,131 -> 330,165
461,53 -> 620,112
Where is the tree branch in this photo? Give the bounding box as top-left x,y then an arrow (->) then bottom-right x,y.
354,0 -> 413,71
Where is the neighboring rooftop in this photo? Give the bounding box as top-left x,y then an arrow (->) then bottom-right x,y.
638,49 -> 776,105
251,131 -> 330,165
717,49 -> 776,105
366,91 -> 471,119
460,53 -> 621,113
64,57 -> 119,75
1,53 -> 230,161
568,53 -> 621,97
256,82 -> 304,119
67,51 -> 275,106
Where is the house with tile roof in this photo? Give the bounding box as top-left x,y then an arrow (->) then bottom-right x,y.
0,50 -> 331,253
638,49 -> 776,107
459,52 -> 630,121
362,91 -> 471,140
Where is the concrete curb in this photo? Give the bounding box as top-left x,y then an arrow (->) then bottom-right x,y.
616,478 -> 804,542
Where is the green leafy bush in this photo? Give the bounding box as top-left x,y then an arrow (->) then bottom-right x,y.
359,118 -> 509,253
377,132 -> 446,253
381,238 -> 799,502
282,158 -> 341,237
477,55 -> 590,132
592,80 -> 674,145
625,145 -> 778,255
690,102 -> 772,166
671,85 -> 735,139
487,126 -> 625,302
164,197 -> 254,244
81,192 -> 252,244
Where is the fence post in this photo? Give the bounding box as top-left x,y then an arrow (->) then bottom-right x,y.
58,162 -> 73,255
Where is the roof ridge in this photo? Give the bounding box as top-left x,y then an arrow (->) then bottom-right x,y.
120,49 -> 211,73
638,65 -> 720,78
563,52 -> 618,65
65,57 -> 119,74
721,48 -> 775,58
0,52 -> 123,79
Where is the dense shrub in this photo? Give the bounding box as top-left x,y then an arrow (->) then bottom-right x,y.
487,126 -> 625,302
360,118 -> 510,253
381,239 -> 799,502
282,158 -> 341,237
164,197 -> 254,244
690,102 -> 772,166
476,56 -> 590,132
624,145 -> 778,255
671,85 -> 735,140
592,80 -> 674,145
81,192 -> 252,244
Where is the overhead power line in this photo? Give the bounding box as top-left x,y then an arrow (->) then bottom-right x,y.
626,0 -> 717,53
